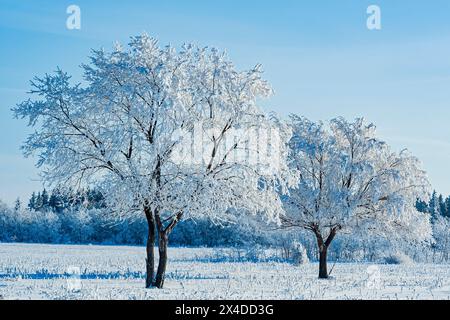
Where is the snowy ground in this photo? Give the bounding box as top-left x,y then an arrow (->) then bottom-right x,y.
0,243 -> 449,300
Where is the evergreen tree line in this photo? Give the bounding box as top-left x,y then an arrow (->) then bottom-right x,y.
415,191 -> 450,218
22,188 -> 106,213
2,188 -> 265,247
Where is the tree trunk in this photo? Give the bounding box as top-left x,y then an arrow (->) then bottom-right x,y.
313,227 -> 338,279
155,232 -> 168,289
153,210 -> 183,289
145,207 -> 155,288
318,247 -> 328,279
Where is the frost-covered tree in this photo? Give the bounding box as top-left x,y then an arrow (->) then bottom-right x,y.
444,196 -> 450,218
283,116 -> 432,278
14,198 -> 22,212
429,191 -> 440,217
432,215 -> 450,261
13,35 -> 292,288
28,192 -> 36,211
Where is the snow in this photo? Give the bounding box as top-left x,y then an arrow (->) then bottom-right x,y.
0,243 -> 449,300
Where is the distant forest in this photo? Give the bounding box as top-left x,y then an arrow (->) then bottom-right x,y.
1,187 -> 449,265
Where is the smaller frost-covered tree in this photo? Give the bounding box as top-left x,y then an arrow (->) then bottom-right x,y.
283,116 -> 432,278
432,215 -> 450,261
13,35 -> 293,288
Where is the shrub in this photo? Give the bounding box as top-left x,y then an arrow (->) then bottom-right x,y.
382,252 -> 414,265
291,241 -> 309,265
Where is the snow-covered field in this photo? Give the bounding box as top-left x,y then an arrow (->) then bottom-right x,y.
0,243 -> 449,300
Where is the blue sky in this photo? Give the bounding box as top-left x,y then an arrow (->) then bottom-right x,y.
1,0 -> 450,204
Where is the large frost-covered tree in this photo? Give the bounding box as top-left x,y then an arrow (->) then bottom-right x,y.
283,116 -> 432,278
13,35 -> 292,288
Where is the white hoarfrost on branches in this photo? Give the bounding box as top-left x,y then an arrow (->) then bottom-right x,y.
13,34 -> 294,288
432,215 -> 450,261
282,116 -> 432,278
